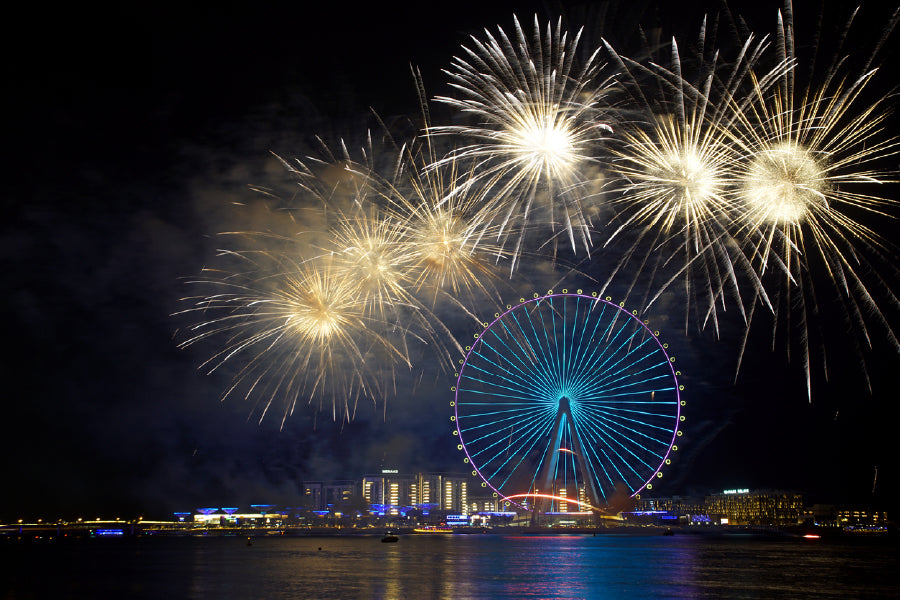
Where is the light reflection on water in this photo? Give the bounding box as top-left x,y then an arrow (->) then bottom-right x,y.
3,533 -> 897,599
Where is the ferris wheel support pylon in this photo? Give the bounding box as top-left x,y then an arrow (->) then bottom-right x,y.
531,396 -> 601,523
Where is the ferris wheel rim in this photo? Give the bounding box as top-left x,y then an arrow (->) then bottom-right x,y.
453,292 -> 682,510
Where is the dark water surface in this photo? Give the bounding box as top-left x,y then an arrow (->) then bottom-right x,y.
2,533 -> 897,599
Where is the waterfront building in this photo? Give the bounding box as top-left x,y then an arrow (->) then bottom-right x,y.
361,470 -> 470,516
302,480 -> 358,512
468,494 -> 501,514
192,507 -> 287,527
836,507 -> 889,527
302,483 -> 323,511
635,495 -> 704,515
704,489 -> 803,526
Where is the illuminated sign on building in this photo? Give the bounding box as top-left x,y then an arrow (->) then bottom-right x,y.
446,514 -> 468,522
723,488 -> 750,495
381,469 -> 399,474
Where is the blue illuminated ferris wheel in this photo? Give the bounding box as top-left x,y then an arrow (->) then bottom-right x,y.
451,291 -> 684,513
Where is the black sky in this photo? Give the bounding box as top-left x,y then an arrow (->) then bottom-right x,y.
3,0 -> 899,521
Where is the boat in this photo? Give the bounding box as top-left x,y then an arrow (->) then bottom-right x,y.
413,525 -> 454,534
381,532 -> 399,543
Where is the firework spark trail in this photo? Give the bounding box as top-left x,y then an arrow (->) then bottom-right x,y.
429,14 -> 615,270
601,24 -> 787,334
731,2 -> 900,398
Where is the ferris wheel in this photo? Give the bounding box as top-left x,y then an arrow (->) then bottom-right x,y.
451,291 -> 684,513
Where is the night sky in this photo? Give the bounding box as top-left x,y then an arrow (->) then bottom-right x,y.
4,0 -> 899,521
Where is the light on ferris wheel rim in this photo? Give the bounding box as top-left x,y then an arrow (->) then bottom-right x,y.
453,292 -> 683,511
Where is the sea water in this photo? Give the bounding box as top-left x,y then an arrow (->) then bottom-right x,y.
2,533 -> 897,599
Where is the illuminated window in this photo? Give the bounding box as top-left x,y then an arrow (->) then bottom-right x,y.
390,483 -> 400,515
461,482 -> 467,515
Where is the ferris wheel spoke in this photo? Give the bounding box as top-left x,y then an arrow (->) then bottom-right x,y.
582,437 -> 634,493
588,412 -> 673,451
595,435 -> 650,484
505,307 -> 559,389
588,418 -> 667,473
531,298 -> 566,391
574,390 -> 673,411
592,406 -> 679,420
576,372 -> 676,400
481,323 -> 550,388
578,360 -> 673,395
464,346 -> 555,398
578,400 -> 673,442
458,408 -> 548,432
578,338 -> 660,392
582,407 -> 679,432
531,298 -> 574,390
568,298 -> 611,385
568,304 -> 622,379
487,424 -> 554,490
483,322 -> 565,398
458,404 -> 549,430
578,405 -> 663,468
459,377 -> 546,403
480,411 -> 557,484
566,331 -> 652,393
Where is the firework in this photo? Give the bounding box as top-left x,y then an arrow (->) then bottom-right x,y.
387,135 -> 507,303
732,3 -> 900,396
176,139 -> 424,424
325,204 -> 418,319
176,250 -> 409,427
602,26 -> 787,333
430,14 -> 615,269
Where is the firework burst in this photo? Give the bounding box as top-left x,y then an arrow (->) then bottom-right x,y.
733,3 -> 900,397
602,25 -> 786,333
325,204 -> 418,320
430,14 -> 615,268
393,144 -> 506,302
176,250 -> 409,427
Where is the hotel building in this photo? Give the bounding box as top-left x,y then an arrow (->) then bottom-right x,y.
362,471 -> 469,515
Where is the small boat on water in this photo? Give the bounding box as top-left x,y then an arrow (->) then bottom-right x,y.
381,532 -> 399,543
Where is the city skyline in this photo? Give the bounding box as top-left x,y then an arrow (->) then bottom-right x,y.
4,0 -> 899,522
